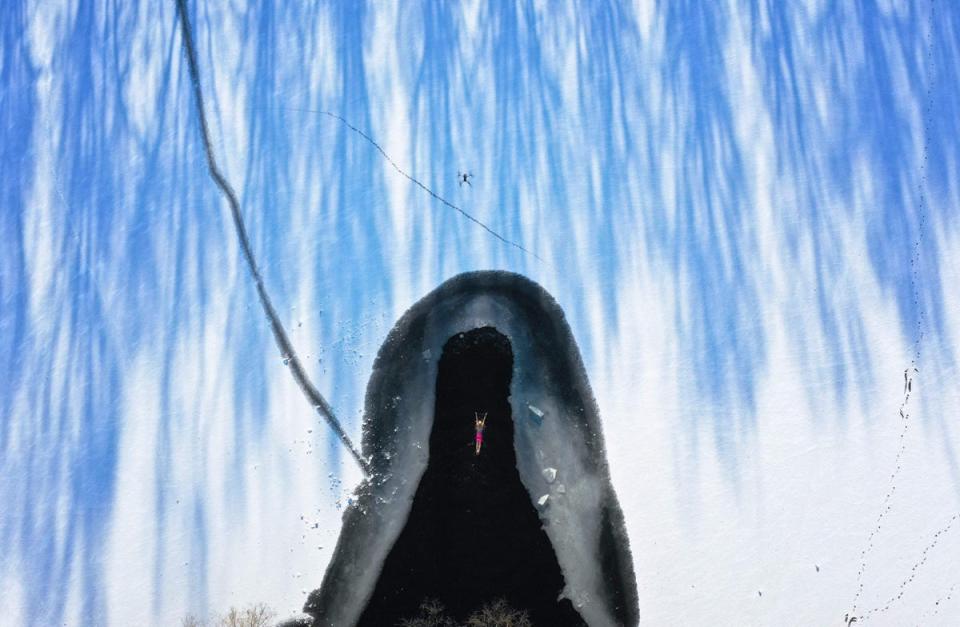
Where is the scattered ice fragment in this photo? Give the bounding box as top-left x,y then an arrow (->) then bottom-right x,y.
537,494 -> 550,508
556,484 -> 566,494
422,349 -> 432,361
542,468 -> 557,483
528,404 -> 545,419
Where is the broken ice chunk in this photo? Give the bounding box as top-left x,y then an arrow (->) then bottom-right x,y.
556,484 -> 566,494
542,467 -> 557,483
537,494 -> 550,508
528,404 -> 545,424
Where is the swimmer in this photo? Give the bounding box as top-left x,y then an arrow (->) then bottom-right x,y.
474,412 -> 487,455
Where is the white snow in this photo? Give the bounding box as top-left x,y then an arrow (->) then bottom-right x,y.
3,1 -> 958,625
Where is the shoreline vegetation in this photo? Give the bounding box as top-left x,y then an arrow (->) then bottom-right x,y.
400,598 -> 534,627
181,603 -> 274,627
181,598 -> 534,627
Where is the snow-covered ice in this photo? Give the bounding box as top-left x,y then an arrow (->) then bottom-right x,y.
2,2 -> 959,625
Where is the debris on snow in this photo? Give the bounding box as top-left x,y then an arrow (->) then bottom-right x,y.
528,404 -> 545,426
556,484 -> 566,494
276,615 -> 314,627
542,467 -> 557,483
537,494 -> 550,509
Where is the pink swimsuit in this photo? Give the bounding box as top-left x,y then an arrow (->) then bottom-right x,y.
475,431 -> 483,444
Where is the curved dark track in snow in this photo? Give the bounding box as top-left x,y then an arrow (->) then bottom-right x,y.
174,0 -> 368,474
